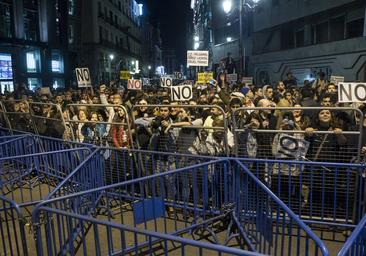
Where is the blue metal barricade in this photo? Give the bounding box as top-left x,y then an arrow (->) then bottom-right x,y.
238,158 -> 365,233
31,158 -> 328,256
0,147 -> 92,256
338,214 -> 366,256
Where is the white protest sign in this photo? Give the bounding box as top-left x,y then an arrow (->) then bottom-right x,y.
174,72 -> 184,80
242,77 -> 253,85
142,78 -> 150,86
277,134 -> 309,159
171,84 -> 193,102
160,76 -> 173,87
75,68 -> 92,87
40,87 -> 52,96
127,79 -> 142,90
338,83 -> 366,103
187,50 -> 209,67
330,75 -> 344,85
226,73 -> 238,84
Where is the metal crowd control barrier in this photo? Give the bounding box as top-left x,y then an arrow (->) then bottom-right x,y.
338,214 -> 366,256
66,103 -> 133,149
0,101 -> 11,129
0,147 -> 92,256
238,158 -> 365,245
0,134 -> 38,158
31,159 -> 328,256
29,102 -> 70,140
1,100 -> 38,134
232,107 -> 363,162
132,104 -> 230,156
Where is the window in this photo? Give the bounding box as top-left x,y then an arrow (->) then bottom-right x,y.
99,26 -> 103,42
281,27 -> 294,49
51,50 -> 63,73
24,8 -> 38,41
0,81 -> 14,93
52,78 -> 64,89
0,53 -> 13,80
347,18 -> 364,39
0,2 -> 12,38
316,21 -> 328,44
27,78 -> 41,91
295,29 -> 304,47
26,50 -> 41,73
68,0 -> 74,15
330,16 -> 345,41
68,25 -> 74,43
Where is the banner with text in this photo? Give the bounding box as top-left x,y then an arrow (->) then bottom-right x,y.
187,50 -> 209,67
127,79 -> 142,90
197,72 -> 213,84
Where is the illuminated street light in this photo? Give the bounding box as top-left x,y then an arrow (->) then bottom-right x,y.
109,54 -> 114,60
194,36 -> 199,42
223,0 -> 232,14
148,65 -> 152,70
226,37 -> 232,42
194,42 -> 200,50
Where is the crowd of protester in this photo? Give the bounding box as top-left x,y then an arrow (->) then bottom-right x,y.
0,70 -> 364,165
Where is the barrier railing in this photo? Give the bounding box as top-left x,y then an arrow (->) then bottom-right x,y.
29,102 -> 69,140
1,100 -> 38,134
132,104 -> 230,156
31,159 -> 329,255
66,103 -> 133,149
232,107 -> 363,163
338,214 -> 366,256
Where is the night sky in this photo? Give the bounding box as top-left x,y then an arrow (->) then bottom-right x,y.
142,0 -> 192,66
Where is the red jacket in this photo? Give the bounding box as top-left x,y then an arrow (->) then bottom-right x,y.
111,125 -> 130,148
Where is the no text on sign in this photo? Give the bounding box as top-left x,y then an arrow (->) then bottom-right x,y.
171,84 -> 193,102
187,50 -> 209,67
75,68 -> 91,87
127,79 -> 142,90
338,82 -> 366,103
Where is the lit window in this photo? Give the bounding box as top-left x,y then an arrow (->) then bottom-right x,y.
53,78 -> 64,89
26,52 -> 36,72
28,78 -> 42,91
0,53 -> 13,80
68,0 -> 74,15
51,50 -> 63,73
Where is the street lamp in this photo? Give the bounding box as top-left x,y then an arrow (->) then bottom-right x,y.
109,54 -> 114,60
223,0 -> 232,14
222,0 -> 261,78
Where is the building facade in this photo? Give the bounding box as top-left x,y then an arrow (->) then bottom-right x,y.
0,0 -> 70,92
79,0 -> 143,85
251,0 -> 366,85
192,0 -> 366,85
141,15 -> 162,77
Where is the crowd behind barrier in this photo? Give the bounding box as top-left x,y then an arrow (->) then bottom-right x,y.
1,78 -> 365,163
2,77 -> 366,255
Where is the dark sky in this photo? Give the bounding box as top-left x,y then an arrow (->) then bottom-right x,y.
142,0 -> 192,66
